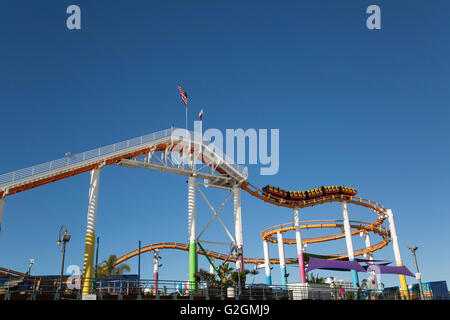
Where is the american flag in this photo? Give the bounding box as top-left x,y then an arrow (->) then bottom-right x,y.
177,85 -> 188,107
199,109 -> 204,120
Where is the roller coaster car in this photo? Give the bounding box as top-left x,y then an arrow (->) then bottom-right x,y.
340,186 -> 357,196
262,185 -> 358,201
262,185 -> 287,199
288,191 -> 307,200
324,185 -> 340,195
307,188 -> 324,199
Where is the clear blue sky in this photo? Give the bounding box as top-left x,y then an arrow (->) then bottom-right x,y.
1,0 -> 449,288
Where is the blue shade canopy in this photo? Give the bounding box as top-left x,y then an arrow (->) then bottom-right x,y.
364,264 -> 415,277
305,257 -> 366,273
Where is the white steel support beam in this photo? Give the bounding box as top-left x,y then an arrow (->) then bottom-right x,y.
341,202 -> 355,260
277,232 -> 287,287
263,240 -> 272,285
118,159 -> 233,188
386,209 -> 409,295
196,186 -> 235,244
341,201 -> 359,288
233,186 -> 244,272
188,176 -> 197,245
387,210 -> 403,266
360,231 -> 374,261
187,176 -> 198,288
119,159 -> 231,183
360,231 -> 381,289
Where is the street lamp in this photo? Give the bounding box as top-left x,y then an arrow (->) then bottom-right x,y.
57,225 -> 71,293
407,246 -> 424,300
27,259 -> 35,275
65,152 -> 71,165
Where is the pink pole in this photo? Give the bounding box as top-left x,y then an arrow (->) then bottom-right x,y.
153,250 -> 159,294
294,208 -> 306,283
153,271 -> 158,293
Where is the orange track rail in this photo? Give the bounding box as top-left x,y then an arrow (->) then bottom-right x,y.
240,181 -> 391,260
113,242 -> 299,266
111,182 -> 392,267
0,143 -> 229,198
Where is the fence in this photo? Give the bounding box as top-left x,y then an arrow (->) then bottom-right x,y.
0,277 -> 447,300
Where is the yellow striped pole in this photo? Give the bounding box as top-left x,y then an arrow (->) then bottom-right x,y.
386,209 -> 410,299
82,168 -> 101,296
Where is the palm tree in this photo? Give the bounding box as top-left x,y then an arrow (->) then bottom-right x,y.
307,272 -> 325,284
194,269 -> 219,287
217,263 -> 234,284
97,254 -> 131,278
230,268 -> 258,285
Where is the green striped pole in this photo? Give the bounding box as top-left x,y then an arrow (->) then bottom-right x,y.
188,176 -> 197,290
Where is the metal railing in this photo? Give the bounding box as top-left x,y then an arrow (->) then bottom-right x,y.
0,128 -> 248,188
0,128 -> 172,186
0,277 -> 446,300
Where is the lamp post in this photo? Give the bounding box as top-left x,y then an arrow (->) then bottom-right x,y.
65,152 -> 71,165
27,259 -> 35,275
57,225 -> 71,293
407,246 -> 424,300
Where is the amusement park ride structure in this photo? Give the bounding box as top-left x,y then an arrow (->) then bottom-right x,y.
0,127 -> 409,297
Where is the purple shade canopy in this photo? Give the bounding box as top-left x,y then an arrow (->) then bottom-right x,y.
305,257 -> 366,273
364,264 -> 415,277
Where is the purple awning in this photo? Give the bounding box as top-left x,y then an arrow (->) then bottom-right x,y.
364,264 -> 415,277
306,257 -> 366,273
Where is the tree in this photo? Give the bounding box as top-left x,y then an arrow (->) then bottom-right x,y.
230,268 -> 258,286
307,272 -> 325,284
97,254 -> 131,278
218,263 -> 234,284
194,263 -> 258,287
195,269 -> 219,286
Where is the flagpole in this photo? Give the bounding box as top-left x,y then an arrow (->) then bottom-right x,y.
178,85 -> 188,132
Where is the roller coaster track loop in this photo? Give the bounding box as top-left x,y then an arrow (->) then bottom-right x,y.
110,181 -> 393,267
238,181 -> 391,260
240,181 -> 387,217
261,219 -> 390,244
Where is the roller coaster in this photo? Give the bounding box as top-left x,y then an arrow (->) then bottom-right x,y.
0,126 -> 410,296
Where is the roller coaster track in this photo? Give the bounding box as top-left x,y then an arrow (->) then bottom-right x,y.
261,219 -> 390,259
0,267 -> 28,278
0,128 -> 247,198
114,242 -> 299,266
112,217 -> 390,267
241,181 -> 387,216
111,181 -> 392,266
1,127 -> 393,272
241,181 -> 391,259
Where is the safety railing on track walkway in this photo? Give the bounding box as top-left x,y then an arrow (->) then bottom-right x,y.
0,128 -> 247,189
0,128 -> 172,186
